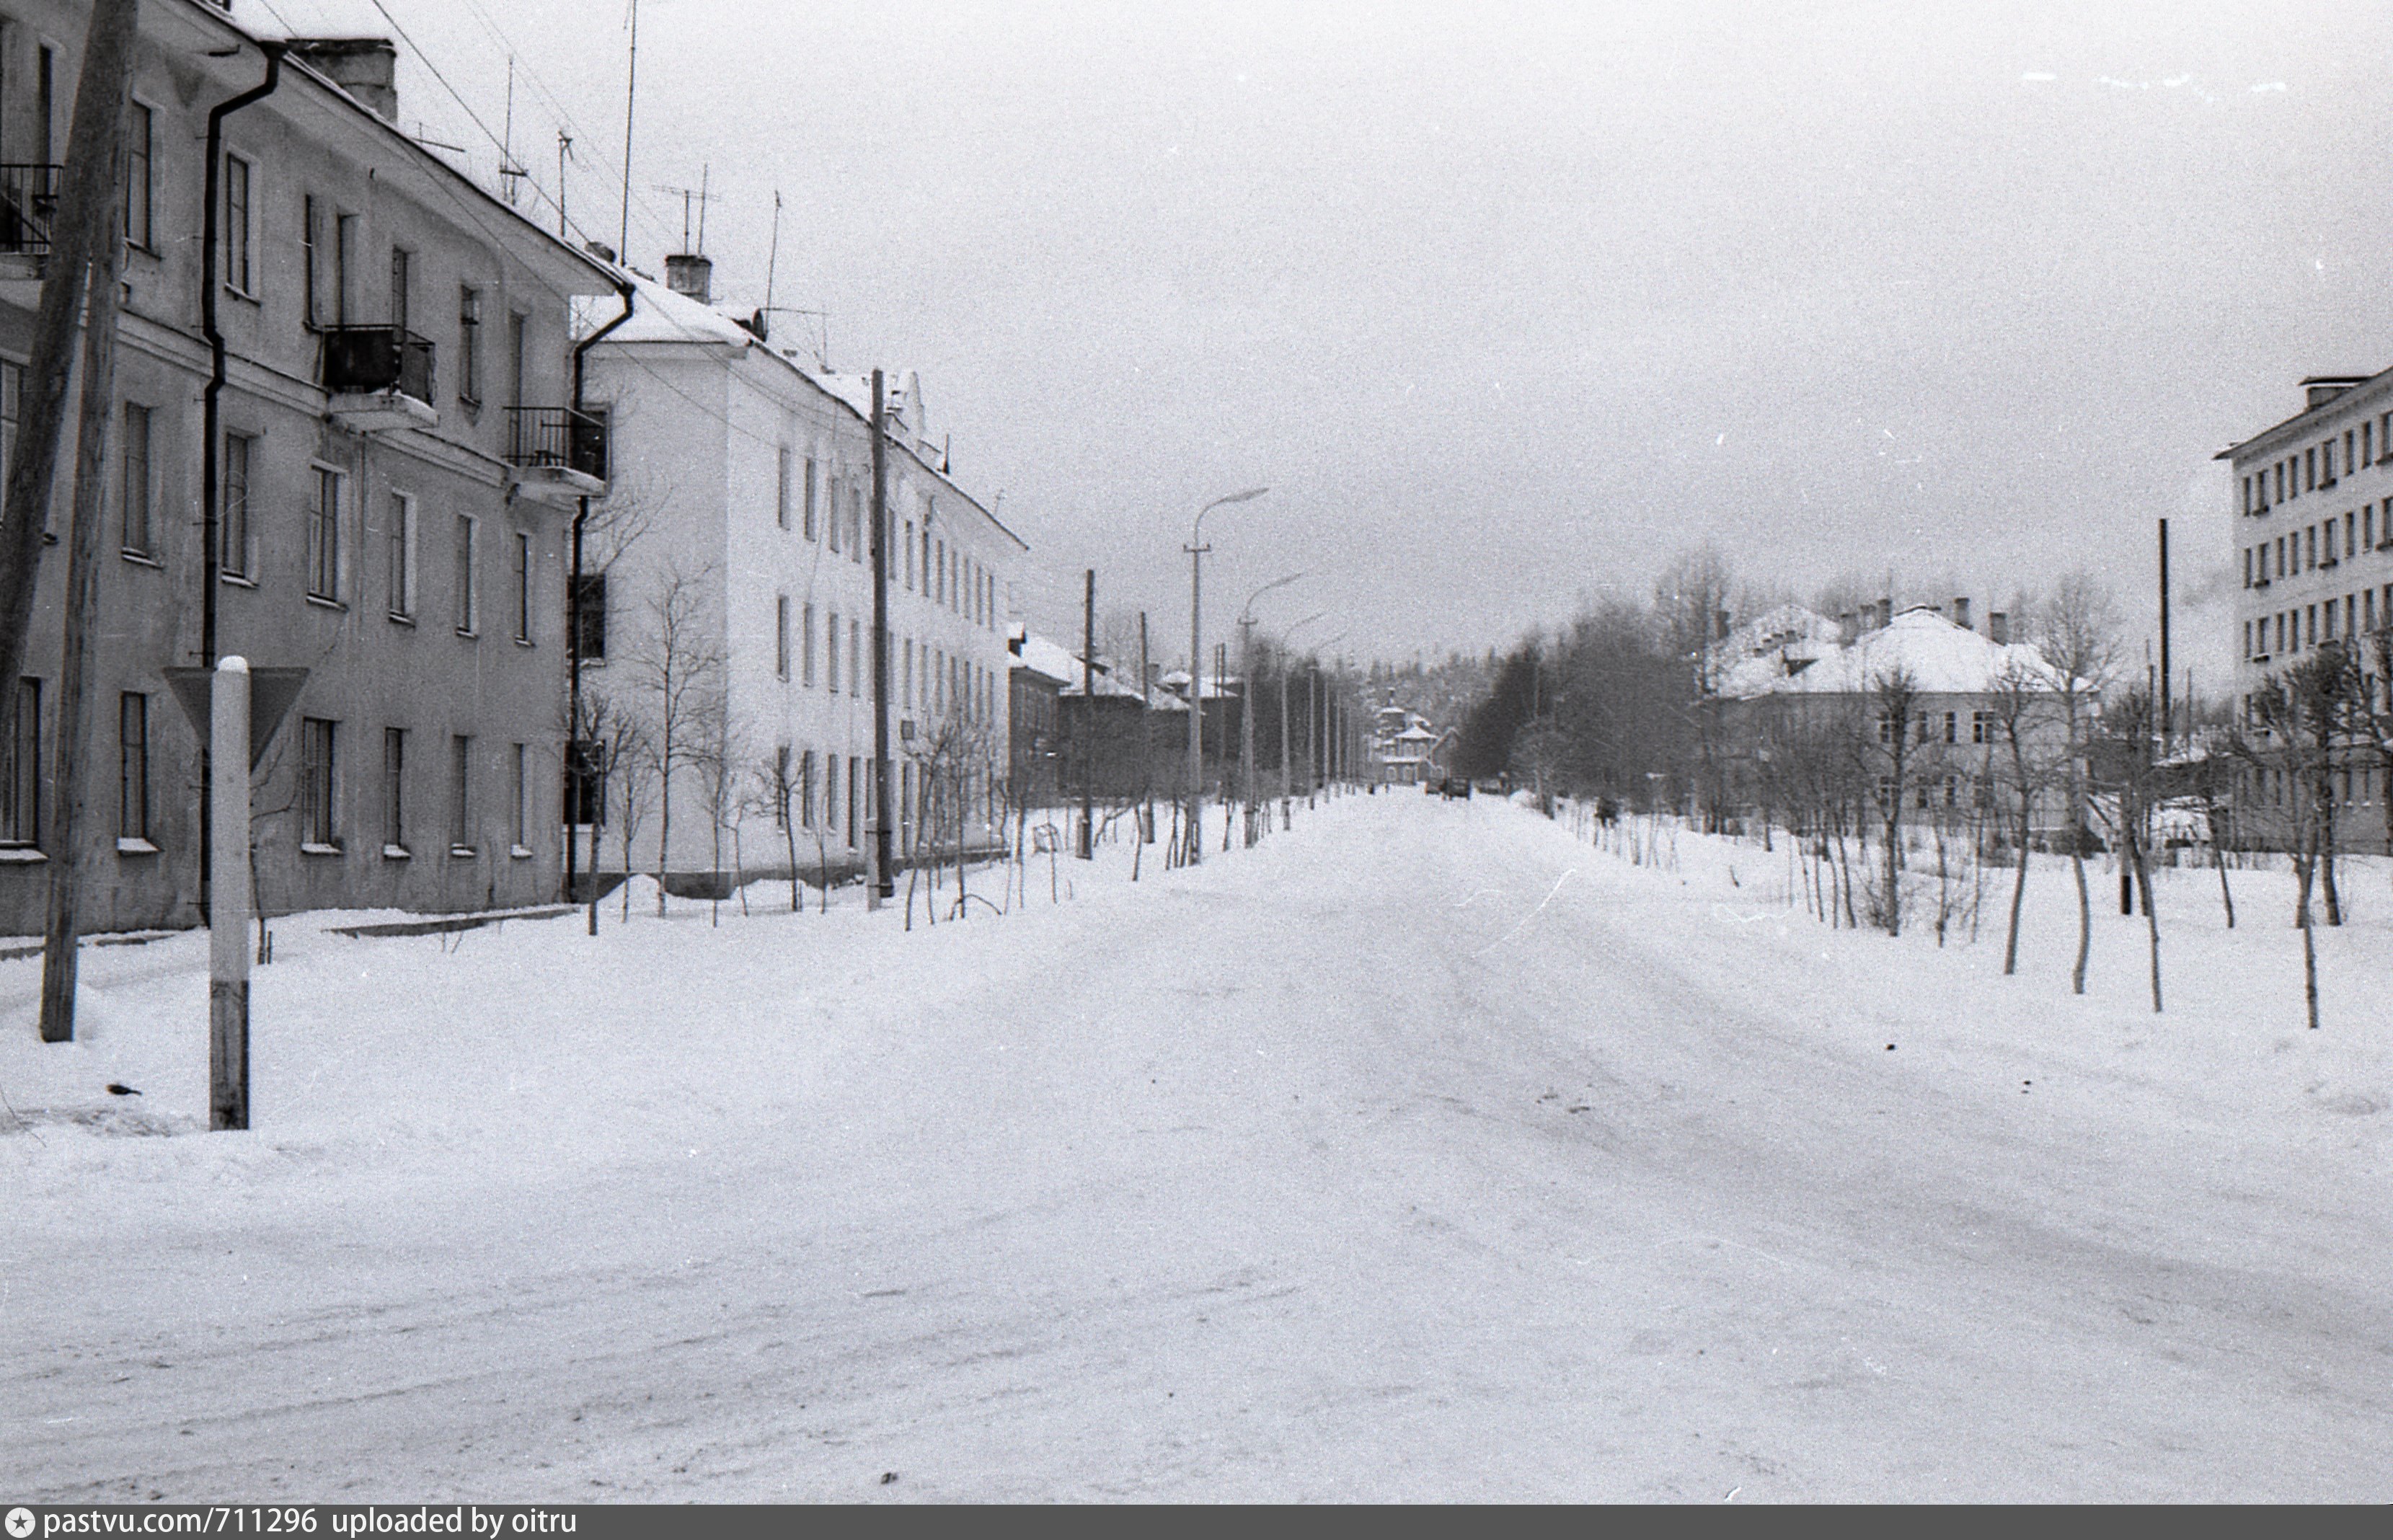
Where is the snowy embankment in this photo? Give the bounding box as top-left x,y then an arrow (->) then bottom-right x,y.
2,790 -> 2388,1502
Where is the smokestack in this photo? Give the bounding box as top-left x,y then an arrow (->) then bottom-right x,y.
1989,611 -> 2009,645
1878,598 -> 1893,630
1954,597 -> 1971,632
665,253 -> 714,305
1839,611 -> 1858,645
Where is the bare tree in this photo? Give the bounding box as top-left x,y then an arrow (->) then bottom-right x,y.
2242,658 -> 2342,1031
1983,652 -> 2054,974
1869,665 -> 1924,937
626,565 -> 727,917
2038,575 -> 2120,995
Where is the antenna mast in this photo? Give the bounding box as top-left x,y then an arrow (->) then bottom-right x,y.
557,130 -> 572,242
619,0 -> 638,259
763,190 -> 783,315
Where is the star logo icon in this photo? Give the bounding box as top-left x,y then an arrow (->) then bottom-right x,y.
5,1506 -> 35,1539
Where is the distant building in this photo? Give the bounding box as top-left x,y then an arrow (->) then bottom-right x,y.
2217,373 -> 2393,847
1008,631 -> 1188,807
1714,602 -> 2069,838
1370,704 -> 1443,786
578,257 -> 1023,892
0,10 -> 616,934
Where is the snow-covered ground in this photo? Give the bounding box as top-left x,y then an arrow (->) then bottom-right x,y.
3,789 -> 2388,1502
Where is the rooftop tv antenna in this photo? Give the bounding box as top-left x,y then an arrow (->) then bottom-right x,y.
653,167 -> 718,254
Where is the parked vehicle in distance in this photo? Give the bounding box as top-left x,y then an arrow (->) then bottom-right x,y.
1438,776 -> 1472,800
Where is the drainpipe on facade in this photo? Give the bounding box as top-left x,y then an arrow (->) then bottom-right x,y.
566,275 -> 637,917
198,41 -> 283,925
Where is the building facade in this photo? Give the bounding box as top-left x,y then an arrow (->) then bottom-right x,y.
578,258 -> 1023,892
2220,373 -> 2393,847
0,1 -> 614,934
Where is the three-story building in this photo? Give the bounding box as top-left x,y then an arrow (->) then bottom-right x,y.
0,1 -> 617,932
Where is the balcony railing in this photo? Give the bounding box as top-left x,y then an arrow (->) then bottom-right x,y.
322,326 -> 435,403
505,407 -> 608,482
0,164 -> 61,256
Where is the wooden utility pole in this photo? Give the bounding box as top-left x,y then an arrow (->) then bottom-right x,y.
0,0 -> 140,745
1138,611 -> 1152,845
1079,568 -> 1094,859
2158,518 -> 2172,748
869,370 -> 893,905
38,154 -> 129,1044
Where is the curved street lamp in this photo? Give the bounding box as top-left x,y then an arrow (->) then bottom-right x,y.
1183,486 -> 1268,864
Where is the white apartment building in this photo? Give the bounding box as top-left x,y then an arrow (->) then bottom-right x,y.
577,257 -> 1025,893
2222,373 -> 2393,684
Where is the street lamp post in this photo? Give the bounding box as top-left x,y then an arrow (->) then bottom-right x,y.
1184,487 -> 1268,865
1236,572 -> 1305,848
1278,611 -> 1330,804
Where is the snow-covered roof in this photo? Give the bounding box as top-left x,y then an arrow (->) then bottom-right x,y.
1721,606 -> 2059,699
1012,634 -> 1184,709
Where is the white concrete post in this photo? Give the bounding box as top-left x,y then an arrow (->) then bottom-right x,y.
211,657 -> 252,1132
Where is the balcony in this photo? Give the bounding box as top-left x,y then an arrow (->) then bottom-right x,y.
322,326 -> 436,432
503,407 -> 608,504
0,164 -> 60,275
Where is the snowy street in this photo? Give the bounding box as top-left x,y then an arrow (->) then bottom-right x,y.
6,792 -> 2391,1501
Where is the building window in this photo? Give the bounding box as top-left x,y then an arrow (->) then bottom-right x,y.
1,678 -> 37,846
0,364 -> 17,523
511,742 -> 529,851
773,744 -> 791,829
120,404 -> 151,557
802,603 -> 815,686
903,637 -> 914,709
302,195 -> 322,327
299,718 -> 338,848
125,102 -> 153,251
846,756 -> 859,847
827,476 -> 842,553
382,727 -> 407,853
508,311 -> 528,411
777,448 -> 793,531
449,735 -> 474,853
571,572 -> 606,660
565,738 -> 603,828
335,212 -> 357,326
513,531 -> 533,642
454,514 -> 478,634
118,693 -> 148,842
850,486 -> 864,564
798,748 -> 815,828
387,492 -> 417,618
850,617 -> 862,695
776,594 -> 791,679
221,433 -> 254,580
2347,510 -> 2358,559
307,465 -> 341,600
224,154 -> 252,291
389,246 -> 410,335
459,286 -> 481,403
804,459 -> 820,541
826,611 -> 840,694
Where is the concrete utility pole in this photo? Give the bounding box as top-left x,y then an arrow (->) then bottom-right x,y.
1079,567 -> 1094,860
0,0 -> 139,779
869,370 -> 893,906
209,660 -> 252,1129
38,105 -> 132,1046
1238,614 -> 1256,844
1182,487 -> 1267,865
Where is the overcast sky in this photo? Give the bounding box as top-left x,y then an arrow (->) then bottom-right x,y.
242,0 -> 2393,687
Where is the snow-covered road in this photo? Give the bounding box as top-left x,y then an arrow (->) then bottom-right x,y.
6,793 -> 2389,1500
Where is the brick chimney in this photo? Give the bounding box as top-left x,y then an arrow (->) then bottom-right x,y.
665,254 -> 713,305
1989,611 -> 2009,645
290,38 -> 399,123
1954,597 -> 1971,632
1839,611 -> 1859,645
